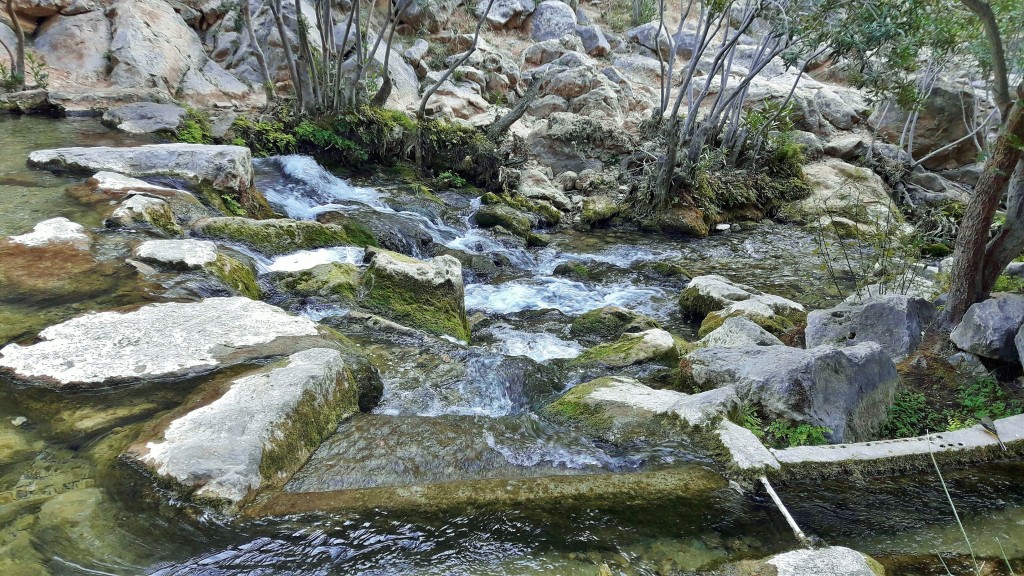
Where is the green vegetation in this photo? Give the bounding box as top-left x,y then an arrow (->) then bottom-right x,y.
194,217 -> 376,256
993,274 -> 1024,293
229,116 -> 297,156
177,107 -> 214,144
434,170 -> 468,189
881,375 -> 1024,438
736,405 -> 831,448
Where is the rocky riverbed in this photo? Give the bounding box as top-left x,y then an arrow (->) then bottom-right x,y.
0,116 -> 1022,575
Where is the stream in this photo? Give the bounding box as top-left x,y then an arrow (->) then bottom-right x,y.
1,115 -> 1022,575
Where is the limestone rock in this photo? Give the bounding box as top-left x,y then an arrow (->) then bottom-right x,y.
571,328 -> 678,368
951,294 -> 1024,362
29,144 -> 254,198
272,262 -> 361,301
625,21 -> 672,59
398,0 -> 460,32
569,306 -> 660,342
678,275 -> 806,337
33,11 -> 111,90
806,294 -> 935,362
123,348 -> 361,511
106,195 -> 184,236
697,316 -> 784,348
101,102 -> 186,135
7,217 -> 91,249
814,89 -> 859,130
479,0 -> 535,28
192,216 -> 375,255
685,343 -> 897,442
132,239 -> 219,269
763,546 -> 885,576
542,376 -> 739,444
0,298 -> 332,389
530,0 -> 576,41
361,247 -> 470,341
786,159 -> 902,234
576,24 -> 610,57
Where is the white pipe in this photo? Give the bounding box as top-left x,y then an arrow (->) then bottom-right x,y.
760,476 -> 812,547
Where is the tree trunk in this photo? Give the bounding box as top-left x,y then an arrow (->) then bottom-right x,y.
242,0 -> 275,103
946,87 -> 1024,324
960,0 -> 1011,115
417,0 -> 497,120
486,77 -> 540,142
5,0 -> 25,89
270,0 -> 304,110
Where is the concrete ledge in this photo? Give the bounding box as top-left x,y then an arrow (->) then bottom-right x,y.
716,420 -> 780,475
768,414 -> 1024,479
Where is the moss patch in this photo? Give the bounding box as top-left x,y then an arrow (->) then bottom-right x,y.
569,306 -> 660,341
697,309 -> 806,339
205,254 -> 261,300
194,217 -> 376,256
677,287 -> 726,321
274,263 -> 361,300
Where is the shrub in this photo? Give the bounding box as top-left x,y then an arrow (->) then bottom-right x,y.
229,116 -> 297,156
177,107 -> 214,144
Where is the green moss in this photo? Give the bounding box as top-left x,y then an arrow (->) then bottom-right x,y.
569,306 -> 660,340
229,116 -> 297,157
677,287 -> 724,321
195,217 -> 376,256
474,204 -> 532,237
920,243 -> 952,258
994,274 -> 1024,293
205,254 -> 261,300
361,250 -> 470,341
540,378 -> 616,433
554,261 -> 592,281
175,107 -> 213,144
698,309 -> 804,338
570,331 -> 677,368
258,367 -> 360,492
638,261 -> 692,279
276,263 -> 361,300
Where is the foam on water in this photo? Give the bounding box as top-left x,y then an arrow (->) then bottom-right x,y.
483,324 -> 582,363
256,155 -> 386,218
465,277 -> 668,317
265,246 -> 365,272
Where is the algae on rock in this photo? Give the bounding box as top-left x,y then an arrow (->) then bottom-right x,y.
193,217 -> 377,256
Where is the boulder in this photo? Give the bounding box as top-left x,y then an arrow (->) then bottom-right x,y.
789,130 -> 823,161
575,24 -> 610,57
571,328 -> 678,368
361,247 -> 470,341
107,0 -> 207,94
74,171 -> 212,225
398,0 -> 460,32
530,0 -> 576,41
474,203 -> 533,237
7,217 -> 91,249
478,0 -> 535,28
403,39 -> 429,64
528,94 -> 570,117
696,316 -> 783,348
625,22 -> 672,59
0,88 -> 55,113
741,547 -> 885,576
123,348 -> 361,511
678,275 -> 806,337
569,306 -> 660,342
105,195 -> 183,236
806,294 -> 935,362
541,376 -> 739,444
868,82 -> 982,170
132,239 -> 261,299
272,262 -> 361,301
527,112 -> 633,175
685,343 -> 898,442
517,167 -> 572,210
101,103 -> 186,135
28,144 -> 255,199
950,294 -> 1024,362
32,11 -> 111,89
814,89 -> 859,130
192,216 -> 375,255
523,39 -> 568,65
0,298 -> 334,389
785,159 -> 902,235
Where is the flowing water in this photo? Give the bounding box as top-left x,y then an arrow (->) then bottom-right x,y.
0,117 -> 1021,575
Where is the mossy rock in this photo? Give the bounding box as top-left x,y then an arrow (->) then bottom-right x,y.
569,306 -> 661,342
580,195 -> 620,227
474,204 -> 533,238
678,287 -> 727,321
192,217 -> 376,256
205,254 -> 261,300
570,329 -> 679,369
361,248 -> 470,341
697,308 -> 808,339
273,263 -> 361,300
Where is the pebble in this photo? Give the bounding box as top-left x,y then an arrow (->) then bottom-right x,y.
11,416 -> 27,426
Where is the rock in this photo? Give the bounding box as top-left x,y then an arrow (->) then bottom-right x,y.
757,546 -> 885,576
101,103 -> 186,135
192,216 -> 375,255
474,203 -> 533,237
869,82 -> 982,170
823,133 -> 869,161
523,39 -> 568,65
789,130 -> 823,161
685,343 -> 898,442
814,89 -> 859,130
131,238 -> 260,299
273,262 -> 361,301
527,94 -> 570,117
361,247 -> 470,341
575,24 -> 610,57
642,205 -> 710,237
76,171 -> 211,225
530,0 -> 576,41
28,144 -> 258,204
806,294 -> 935,362
0,89 -> 55,113
527,112 -> 633,175
123,348 -> 361,511
479,0 -> 535,28
106,195 -> 184,236
7,217 -> 91,249
579,195 -> 620,226
625,22 -> 672,59
569,306 -> 660,342
785,159 -> 902,234
678,275 -> 806,337
950,294 -> 1024,362
696,316 -> 784,348
517,167 -> 572,210
716,419 -> 780,474
399,0 -> 460,32
571,328 -> 678,368
0,297 -> 334,389
541,376 -> 739,444
33,11 -> 111,90
107,0 -> 206,94
403,39 -> 429,64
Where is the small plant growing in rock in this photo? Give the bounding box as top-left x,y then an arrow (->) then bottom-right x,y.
24,52 -> 46,89
435,170 -> 468,189
177,107 -> 214,144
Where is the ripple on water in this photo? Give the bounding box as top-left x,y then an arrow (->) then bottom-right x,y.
465,277 -> 670,318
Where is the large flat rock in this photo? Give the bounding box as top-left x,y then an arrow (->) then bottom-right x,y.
123,348 -> 359,511
0,297 -> 332,389
28,144 -> 253,197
